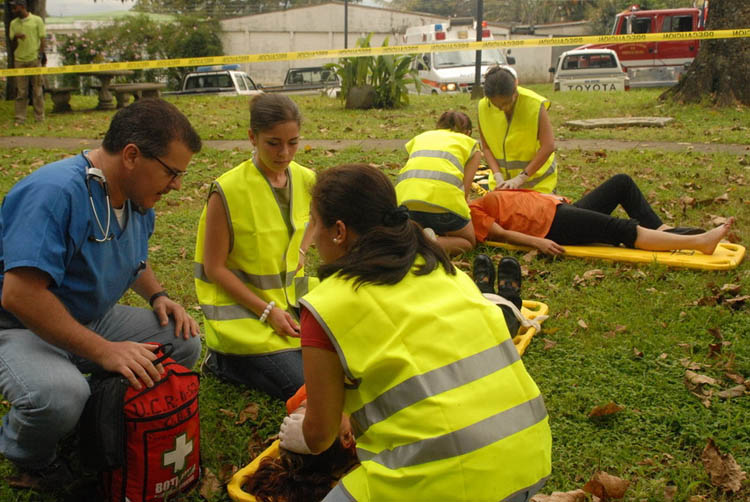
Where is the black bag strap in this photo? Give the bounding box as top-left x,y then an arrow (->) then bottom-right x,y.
152,342 -> 175,366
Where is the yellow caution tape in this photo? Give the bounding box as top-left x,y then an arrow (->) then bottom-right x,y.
1,28 -> 748,78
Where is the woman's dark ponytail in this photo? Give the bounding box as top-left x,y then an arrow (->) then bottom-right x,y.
313,164 -> 454,288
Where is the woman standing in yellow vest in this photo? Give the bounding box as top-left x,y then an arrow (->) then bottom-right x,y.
396,111 -> 481,255
278,164 -> 552,501
194,94 -> 317,400
479,66 -> 558,193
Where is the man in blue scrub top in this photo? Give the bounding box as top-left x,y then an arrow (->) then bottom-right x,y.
0,98 -> 203,492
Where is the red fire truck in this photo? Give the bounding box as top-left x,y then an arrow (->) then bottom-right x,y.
578,3 -> 709,87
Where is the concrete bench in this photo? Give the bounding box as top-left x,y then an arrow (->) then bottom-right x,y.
43,86 -> 77,113
111,83 -> 167,108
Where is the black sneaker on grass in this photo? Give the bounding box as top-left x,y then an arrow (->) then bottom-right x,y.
472,254 -> 496,295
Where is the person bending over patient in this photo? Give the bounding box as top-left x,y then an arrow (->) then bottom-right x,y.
470,173 -> 734,255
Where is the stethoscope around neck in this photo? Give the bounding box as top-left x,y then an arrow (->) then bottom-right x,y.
82,150 -> 113,242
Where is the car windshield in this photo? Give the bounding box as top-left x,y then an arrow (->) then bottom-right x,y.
433,49 -> 505,68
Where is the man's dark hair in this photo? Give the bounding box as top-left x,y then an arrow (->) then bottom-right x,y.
102,98 -> 201,157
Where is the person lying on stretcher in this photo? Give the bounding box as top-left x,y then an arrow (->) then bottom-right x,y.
243,395 -> 358,502
470,174 -> 734,255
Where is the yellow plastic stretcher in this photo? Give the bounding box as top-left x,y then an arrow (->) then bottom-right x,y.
226,301 -> 549,502
228,439 -> 282,502
516,300 -> 548,356
486,241 -> 745,271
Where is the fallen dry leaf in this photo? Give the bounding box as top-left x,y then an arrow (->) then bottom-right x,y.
235,402 -> 260,425
717,385 -> 747,399
658,353 -> 669,360
685,370 -> 718,386
633,347 -> 644,358
218,463 -> 238,483
583,471 -> 630,499
720,283 -> 742,294
531,490 -> 589,502
724,372 -> 746,385
614,324 -> 627,333
680,358 -> 703,370
663,484 -> 677,501
218,408 -> 237,418
714,193 -> 729,203
199,468 -> 223,499
577,319 -> 588,329
588,401 -> 625,418
543,338 -> 558,350
701,439 -> 747,492
583,269 -> 605,280
522,249 -> 538,263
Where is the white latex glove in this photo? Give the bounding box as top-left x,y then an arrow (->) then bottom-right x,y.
493,171 -> 504,185
498,172 -> 529,190
279,411 -> 312,454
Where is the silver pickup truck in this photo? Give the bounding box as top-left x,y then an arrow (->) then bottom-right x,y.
167,65 -> 263,96
261,66 -> 341,96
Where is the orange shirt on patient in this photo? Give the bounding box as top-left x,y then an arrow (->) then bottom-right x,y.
469,189 -> 567,242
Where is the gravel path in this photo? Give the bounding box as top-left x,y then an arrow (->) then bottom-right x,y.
1,136 -> 748,155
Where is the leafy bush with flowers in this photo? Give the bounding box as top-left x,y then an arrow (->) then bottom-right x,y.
58,14 -> 223,89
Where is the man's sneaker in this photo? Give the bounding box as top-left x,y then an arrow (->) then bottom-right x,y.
8,458 -> 74,492
472,253 -> 496,295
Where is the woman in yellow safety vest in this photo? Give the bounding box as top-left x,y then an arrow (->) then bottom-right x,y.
278,164 -> 552,502
479,65 -> 558,193
194,94 -> 317,400
396,110 -> 481,255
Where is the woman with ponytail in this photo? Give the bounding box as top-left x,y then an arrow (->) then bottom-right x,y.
278,164 -> 552,502
395,110 -> 481,255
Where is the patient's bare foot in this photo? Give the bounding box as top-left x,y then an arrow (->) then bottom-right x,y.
694,217 -> 734,255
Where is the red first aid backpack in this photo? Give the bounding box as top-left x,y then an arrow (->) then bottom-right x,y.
79,344 -> 201,502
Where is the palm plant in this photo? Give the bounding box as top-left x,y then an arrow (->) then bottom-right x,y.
326,34 -> 421,109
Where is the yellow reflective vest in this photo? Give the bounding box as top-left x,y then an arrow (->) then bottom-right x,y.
300,260 -> 552,502
194,158 -> 317,355
395,129 -> 478,219
478,86 -> 558,194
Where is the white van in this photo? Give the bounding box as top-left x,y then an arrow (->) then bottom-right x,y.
403,17 -> 515,94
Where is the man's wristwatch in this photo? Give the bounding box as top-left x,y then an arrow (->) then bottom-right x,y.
149,290 -> 170,307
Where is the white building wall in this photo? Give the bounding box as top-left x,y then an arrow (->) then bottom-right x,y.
220,2 -> 511,85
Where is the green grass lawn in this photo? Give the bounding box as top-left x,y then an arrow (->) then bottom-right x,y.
2,85 -> 749,146
0,91 -> 748,501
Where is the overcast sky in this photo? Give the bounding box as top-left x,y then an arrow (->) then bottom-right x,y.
47,0 -> 135,17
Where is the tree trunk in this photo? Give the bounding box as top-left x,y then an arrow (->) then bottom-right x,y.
3,0 -> 45,100
660,0 -> 750,106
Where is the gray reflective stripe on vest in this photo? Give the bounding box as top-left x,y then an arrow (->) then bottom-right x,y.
356,394 -> 547,470
294,276 -> 311,298
523,158 -> 557,188
200,303 -> 258,321
194,262 -> 295,289
321,482 -> 357,502
496,158 -> 556,188
502,475 -> 549,502
396,169 -> 463,189
351,338 -> 520,434
409,149 -> 464,173
497,159 -> 528,171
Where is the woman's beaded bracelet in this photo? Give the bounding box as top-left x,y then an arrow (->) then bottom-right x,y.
259,301 -> 275,323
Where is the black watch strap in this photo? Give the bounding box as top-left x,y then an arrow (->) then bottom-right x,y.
149,290 -> 170,307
